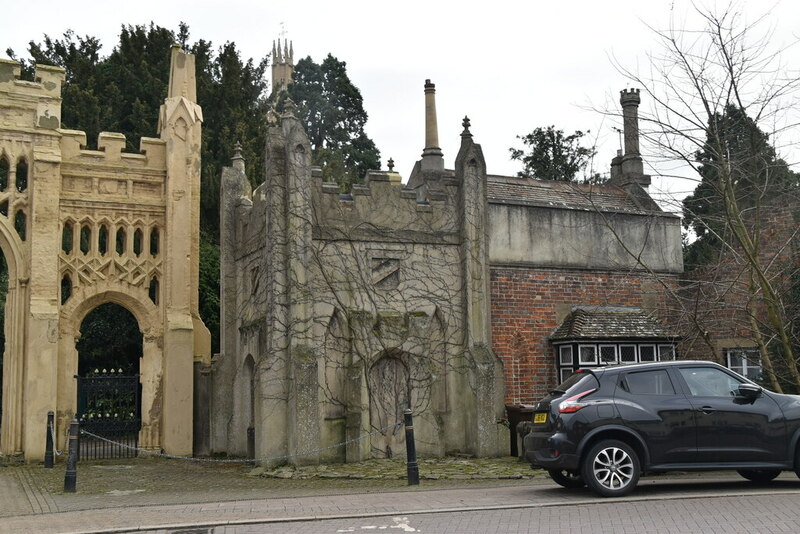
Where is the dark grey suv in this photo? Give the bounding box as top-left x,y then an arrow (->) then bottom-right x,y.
523,361 -> 800,497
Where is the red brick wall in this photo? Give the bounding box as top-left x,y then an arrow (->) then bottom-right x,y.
490,266 -> 678,403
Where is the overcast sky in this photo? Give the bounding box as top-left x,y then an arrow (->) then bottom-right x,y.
4,1 -> 800,212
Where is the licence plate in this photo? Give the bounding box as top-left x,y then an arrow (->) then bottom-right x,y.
533,413 -> 547,424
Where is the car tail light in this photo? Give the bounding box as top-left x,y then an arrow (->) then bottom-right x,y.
558,388 -> 597,413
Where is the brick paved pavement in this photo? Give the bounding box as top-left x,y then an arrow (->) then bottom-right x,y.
2,457 -> 800,534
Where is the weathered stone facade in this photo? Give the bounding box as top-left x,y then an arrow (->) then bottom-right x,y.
214,100 -> 505,462
0,46 -> 209,460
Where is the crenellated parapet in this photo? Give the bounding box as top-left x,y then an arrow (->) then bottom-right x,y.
59,130 -> 167,206
0,59 -> 65,131
312,167 -> 462,243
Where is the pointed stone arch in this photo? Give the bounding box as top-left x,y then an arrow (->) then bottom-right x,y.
0,214 -> 28,455
59,283 -> 163,450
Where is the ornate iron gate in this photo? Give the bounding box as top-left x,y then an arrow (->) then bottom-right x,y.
76,370 -> 141,460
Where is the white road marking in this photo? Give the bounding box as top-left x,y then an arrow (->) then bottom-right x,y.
336,517 -> 418,533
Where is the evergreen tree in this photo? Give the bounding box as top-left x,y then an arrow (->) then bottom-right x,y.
283,54 -> 381,190
682,105 -> 799,270
510,126 -> 599,182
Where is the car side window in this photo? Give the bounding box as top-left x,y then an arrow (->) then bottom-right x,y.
622,370 -> 675,395
679,367 -> 742,397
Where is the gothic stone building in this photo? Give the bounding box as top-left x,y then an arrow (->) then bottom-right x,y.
212,78 -> 682,462
0,47 -> 209,460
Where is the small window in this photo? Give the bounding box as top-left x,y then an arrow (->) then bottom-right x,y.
727,348 -> 761,381
148,277 -> 159,305
639,345 -> 656,362
679,367 -> 742,397
62,222 -> 73,254
658,345 -> 675,361
133,228 -> 143,256
599,345 -> 617,365
14,210 -> 26,241
149,227 -> 159,256
0,156 -> 8,190
61,274 -> 72,304
116,228 -> 126,255
80,225 -> 91,254
579,345 -> 597,365
15,157 -> 28,192
619,345 -> 637,363
559,345 -> 573,366
98,225 -> 108,256
624,370 -> 675,395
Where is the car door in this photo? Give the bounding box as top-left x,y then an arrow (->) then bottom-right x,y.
614,368 -> 697,465
676,365 -> 786,463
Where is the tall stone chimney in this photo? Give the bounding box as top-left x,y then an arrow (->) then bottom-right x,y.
609,88 -> 650,190
421,79 -> 444,172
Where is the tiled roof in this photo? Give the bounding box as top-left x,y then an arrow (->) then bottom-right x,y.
486,174 -> 651,214
550,307 -> 678,341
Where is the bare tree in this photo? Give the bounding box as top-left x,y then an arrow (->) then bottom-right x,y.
612,4 -> 800,390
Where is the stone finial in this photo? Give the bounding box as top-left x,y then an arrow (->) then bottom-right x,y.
387,158 -> 395,171
232,141 -> 245,172
461,116 -> 472,137
266,107 -> 279,125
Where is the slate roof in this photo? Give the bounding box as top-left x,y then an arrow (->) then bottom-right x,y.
550,307 -> 678,341
486,174 -> 653,215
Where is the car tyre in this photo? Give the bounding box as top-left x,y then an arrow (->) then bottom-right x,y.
581,439 -> 640,497
547,469 -> 585,489
737,469 -> 780,483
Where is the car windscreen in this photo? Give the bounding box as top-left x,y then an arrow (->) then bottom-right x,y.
551,372 -> 599,398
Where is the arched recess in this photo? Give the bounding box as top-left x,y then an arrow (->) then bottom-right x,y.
368,351 -> 411,459
0,213 -> 28,455
59,286 -> 162,450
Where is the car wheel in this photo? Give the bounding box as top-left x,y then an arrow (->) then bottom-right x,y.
581,439 -> 640,497
737,469 -> 780,483
547,469 -> 585,489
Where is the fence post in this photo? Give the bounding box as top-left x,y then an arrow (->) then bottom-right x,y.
64,419 -> 79,493
44,411 -> 55,468
404,409 -> 419,486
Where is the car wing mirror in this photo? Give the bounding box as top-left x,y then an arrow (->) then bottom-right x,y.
737,383 -> 762,399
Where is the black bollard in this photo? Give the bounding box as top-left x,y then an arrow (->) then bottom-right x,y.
246,426 -> 255,462
404,408 -> 419,486
44,411 -> 55,468
64,419 -> 79,493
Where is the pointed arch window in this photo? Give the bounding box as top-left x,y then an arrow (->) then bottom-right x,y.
148,276 -> 159,305
149,227 -> 159,256
14,210 -> 26,241
98,225 -> 108,256
61,273 -> 72,304
0,155 -> 8,191
15,157 -> 28,192
62,221 -> 74,254
80,225 -> 91,254
116,227 -> 126,255
133,228 -> 143,256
